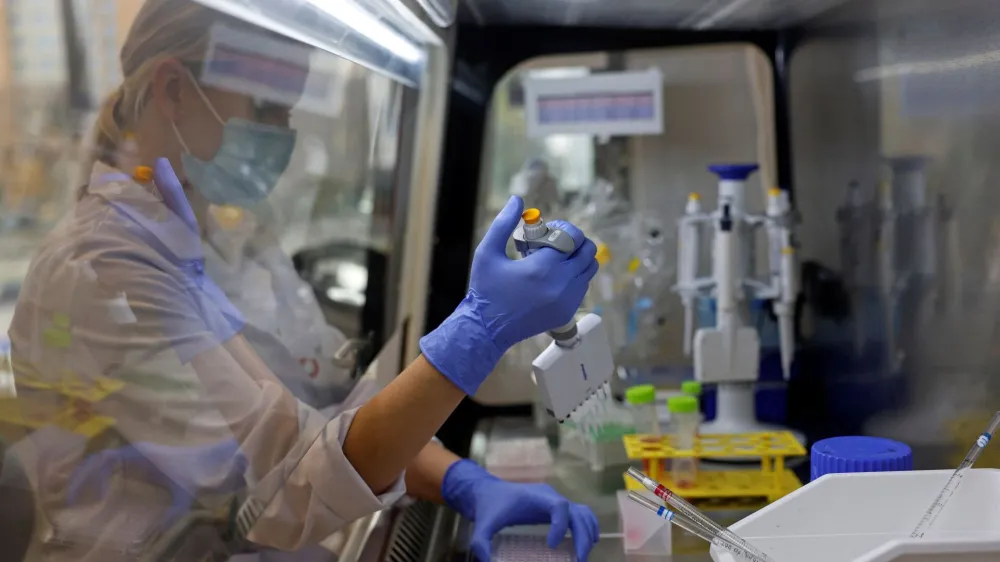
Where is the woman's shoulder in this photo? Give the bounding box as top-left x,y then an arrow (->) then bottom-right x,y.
25,198 -> 179,291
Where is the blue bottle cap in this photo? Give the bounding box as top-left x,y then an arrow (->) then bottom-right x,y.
811,436 -> 913,481
708,163 -> 759,181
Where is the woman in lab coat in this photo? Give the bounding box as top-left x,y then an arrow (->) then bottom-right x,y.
6,2 -> 600,561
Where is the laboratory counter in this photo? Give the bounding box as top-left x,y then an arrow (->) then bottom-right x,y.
458,416 -> 747,562
340,416 -> 759,562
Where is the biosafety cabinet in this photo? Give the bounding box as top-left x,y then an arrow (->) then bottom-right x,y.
2,0 -> 1000,561
421,0 -> 1000,559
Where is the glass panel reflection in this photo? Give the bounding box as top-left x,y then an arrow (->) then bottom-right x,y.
0,0 -> 410,559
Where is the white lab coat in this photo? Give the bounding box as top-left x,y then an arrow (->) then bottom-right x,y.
7,162 -> 406,562
202,209 -> 358,412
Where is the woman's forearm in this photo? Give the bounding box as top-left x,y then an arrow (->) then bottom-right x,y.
343,355 -> 466,495
405,442 -> 462,504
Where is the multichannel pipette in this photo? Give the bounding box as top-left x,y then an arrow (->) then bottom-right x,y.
626,467 -> 776,562
911,410 -> 1000,538
515,208 -> 616,423
627,492 -> 773,562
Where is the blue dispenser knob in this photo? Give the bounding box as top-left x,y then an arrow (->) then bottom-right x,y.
708,163 -> 759,181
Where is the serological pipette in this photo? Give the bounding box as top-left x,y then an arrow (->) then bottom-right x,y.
627,467 -> 776,562
627,492 -> 775,562
911,410 -> 1000,538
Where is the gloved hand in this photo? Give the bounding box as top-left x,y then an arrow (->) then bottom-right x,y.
67,439 -> 246,529
442,459 -> 599,562
105,158 -> 245,359
420,196 -> 599,395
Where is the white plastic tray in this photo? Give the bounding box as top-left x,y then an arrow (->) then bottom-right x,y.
710,469 -> 1000,562
856,537 -> 1000,561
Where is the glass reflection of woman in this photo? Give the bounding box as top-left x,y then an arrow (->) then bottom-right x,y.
7,1 -> 600,561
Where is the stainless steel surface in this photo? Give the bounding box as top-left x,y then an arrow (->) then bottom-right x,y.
789,0 -> 1000,460
382,500 -> 455,562
460,0 -> 1000,29
459,417 -> 760,561
333,510 -> 388,562
461,0 -> 852,29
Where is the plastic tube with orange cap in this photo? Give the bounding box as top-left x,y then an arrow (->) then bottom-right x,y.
133,165 -> 154,183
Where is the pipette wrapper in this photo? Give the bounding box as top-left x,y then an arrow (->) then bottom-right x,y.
626,467 -> 776,562
626,492 -> 774,562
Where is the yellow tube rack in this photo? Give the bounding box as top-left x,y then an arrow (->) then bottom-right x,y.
622,431 -> 807,504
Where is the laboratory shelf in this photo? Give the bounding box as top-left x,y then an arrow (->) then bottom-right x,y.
623,431 -> 807,503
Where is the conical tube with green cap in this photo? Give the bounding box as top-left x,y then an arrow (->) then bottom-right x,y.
626,384 -> 659,435
669,395 -> 700,488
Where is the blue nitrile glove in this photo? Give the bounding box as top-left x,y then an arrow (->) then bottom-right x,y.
106,158 -> 245,358
420,196 -> 599,395
67,439 -> 246,529
442,459 -> 599,562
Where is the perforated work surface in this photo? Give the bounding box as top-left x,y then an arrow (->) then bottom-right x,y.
492,534 -> 577,562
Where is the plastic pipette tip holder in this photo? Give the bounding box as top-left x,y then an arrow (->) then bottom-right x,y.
532,313 -> 615,422
492,534 -> 575,562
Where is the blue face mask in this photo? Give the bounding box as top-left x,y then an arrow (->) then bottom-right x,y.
173,73 -> 297,208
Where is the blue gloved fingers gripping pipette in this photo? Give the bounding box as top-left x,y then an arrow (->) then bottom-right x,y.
513,208 -> 614,423
420,197 -> 598,397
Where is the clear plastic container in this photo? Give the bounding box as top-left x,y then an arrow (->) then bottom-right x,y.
485,437 -> 554,483
618,489 -> 672,556
669,395 -> 701,489
626,384 -> 659,435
